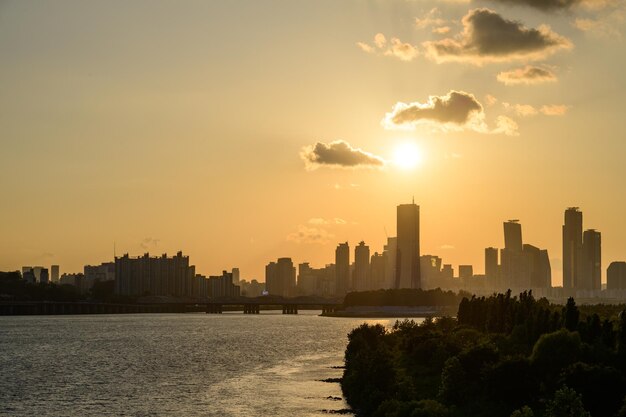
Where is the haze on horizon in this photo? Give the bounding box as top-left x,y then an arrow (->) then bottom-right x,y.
1,0 -> 625,286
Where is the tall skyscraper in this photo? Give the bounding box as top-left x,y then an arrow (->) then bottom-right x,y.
504,220 -> 523,252
265,258 -> 295,297
370,252 -> 385,290
607,262 -> 626,290
354,241 -> 370,291
50,265 -> 60,283
484,247 -> 499,281
582,229 -> 601,291
382,237 -> 397,289
335,242 -> 350,295
396,202 -> 420,289
563,207 -> 583,290
501,220 -> 531,289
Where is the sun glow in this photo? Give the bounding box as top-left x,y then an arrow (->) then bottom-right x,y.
393,142 -> 423,170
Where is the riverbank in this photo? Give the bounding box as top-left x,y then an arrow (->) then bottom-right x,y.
322,305 -> 457,318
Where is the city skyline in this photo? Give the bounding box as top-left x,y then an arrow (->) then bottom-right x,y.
2,1 -> 626,286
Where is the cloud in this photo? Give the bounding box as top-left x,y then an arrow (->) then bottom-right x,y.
503,103 -> 539,116
301,140 -> 386,170
383,90 -> 483,128
383,90 -> 519,135
357,33 -> 419,61
416,8 -> 447,29
424,8 -> 572,64
440,244 -> 456,250
485,94 -> 498,106
308,217 -> 347,225
140,237 -> 160,250
484,0 -> 614,12
433,26 -> 452,34
540,104 -> 570,115
492,115 -> 520,136
497,65 -> 558,85
286,225 -> 334,244
573,9 -> 625,38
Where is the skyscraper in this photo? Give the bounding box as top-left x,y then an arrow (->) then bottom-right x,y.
485,247 -> 499,282
563,207 -> 583,290
396,202 -> 420,289
335,242 -> 350,295
354,241 -> 370,291
383,237 -> 397,289
582,229 -> 601,291
50,265 -> 60,283
504,220 -> 523,252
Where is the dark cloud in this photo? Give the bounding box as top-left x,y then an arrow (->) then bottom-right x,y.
300,140 -> 386,170
483,0 -> 610,12
384,90 -> 483,127
424,8 -> 572,64
497,65 -> 558,85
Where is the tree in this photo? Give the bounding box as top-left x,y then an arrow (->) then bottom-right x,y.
564,297 -> 580,332
544,386 -> 590,417
531,330 -> 581,376
510,406 -> 534,417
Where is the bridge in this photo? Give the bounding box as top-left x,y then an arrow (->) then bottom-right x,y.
203,295 -> 343,315
0,295 -> 343,316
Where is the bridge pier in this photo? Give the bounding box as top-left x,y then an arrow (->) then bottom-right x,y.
206,304 -> 223,314
282,305 -> 298,314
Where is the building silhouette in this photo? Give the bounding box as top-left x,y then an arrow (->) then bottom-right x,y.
420,255 -> 443,289
563,207 -> 583,291
396,202 -> 420,289
50,265 -> 59,283
459,265 -> 473,280
84,262 -> 115,283
582,229 -> 601,291
370,252 -> 385,290
115,252 -> 196,297
265,257 -> 296,297
207,270 -> 241,298
354,241 -> 370,291
485,247 -> 499,286
607,262 -> 626,290
383,237 -> 397,289
335,242 -> 350,295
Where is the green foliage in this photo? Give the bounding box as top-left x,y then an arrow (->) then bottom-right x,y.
342,292 -> 626,417
544,386 -> 590,417
343,288 -> 467,307
510,406 -> 534,417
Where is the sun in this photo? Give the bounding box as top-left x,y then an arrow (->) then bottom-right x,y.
393,143 -> 423,170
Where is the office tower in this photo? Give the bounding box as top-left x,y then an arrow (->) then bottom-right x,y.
354,241 -> 370,291
383,237 -> 397,289
563,207 -> 583,290
50,265 -> 60,283
115,251 -> 196,297
504,220 -> 523,252
39,268 -> 49,284
501,220 -> 529,289
396,202 -> 420,289
582,229 -> 601,291
335,242 -> 350,295
22,268 -> 36,284
232,268 -> 240,284
370,252 -> 385,290
441,264 -> 454,280
485,247 -> 499,280
32,266 -> 43,282
459,265 -> 473,280
420,255 -> 442,289
607,262 -> 626,290
523,244 -> 552,289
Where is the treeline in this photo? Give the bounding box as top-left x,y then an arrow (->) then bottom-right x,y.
342,291 -> 626,417
344,288 -> 469,307
0,271 -> 119,302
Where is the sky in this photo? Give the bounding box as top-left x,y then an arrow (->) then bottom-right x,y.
1,0 -> 625,285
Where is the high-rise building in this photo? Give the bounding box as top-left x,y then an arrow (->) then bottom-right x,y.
501,220 -> 529,289
396,202 -> 420,289
607,262 -> 626,290
208,270 -> 241,298
335,242 -> 350,295
441,264 -> 454,280
370,252 -> 385,290
582,229 -> 601,291
232,268 -> 240,285
51,265 -> 60,283
523,244 -> 552,289
382,237 -> 397,289
84,262 -> 115,282
420,255 -> 442,289
115,252 -> 196,297
485,247 -> 499,280
459,265 -> 473,280
563,207 -> 583,290
354,241 -> 370,291
39,268 -> 49,284
266,258 -> 296,297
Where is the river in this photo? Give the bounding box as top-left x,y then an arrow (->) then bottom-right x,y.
0,311 -> 421,416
